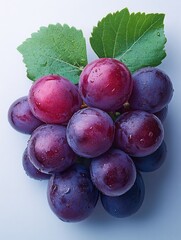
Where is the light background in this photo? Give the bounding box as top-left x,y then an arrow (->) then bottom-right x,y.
0,0 -> 181,239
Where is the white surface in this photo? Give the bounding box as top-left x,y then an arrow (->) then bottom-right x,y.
0,0 -> 181,239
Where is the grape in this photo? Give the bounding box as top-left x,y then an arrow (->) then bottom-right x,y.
27,124 -> 77,174
90,149 -> 136,196
47,164 -> 99,222
66,107 -> 115,158
114,110 -> 164,157
133,141 -> 167,172
129,67 -> 173,113
22,148 -> 50,180
8,96 -> 43,134
28,75 -> 82,124
154,106 -> 168,122
101,171 -> 145,218
79,58 -> 133,112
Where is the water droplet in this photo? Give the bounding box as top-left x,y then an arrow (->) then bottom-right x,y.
52,184 -> 57,194
111,88 -> 116,93
157,32 -> 160,37
64,188 -> 71,194
149,131 -> 153,137
140,138 -> 144,143
128,135 -> 132,140
36,101 -> 41,106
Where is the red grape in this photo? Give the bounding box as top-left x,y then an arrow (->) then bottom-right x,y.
47,164 -> 99,222
8,96 -> 43,134
90,149 -> 136,196
79,58 -> 133,111
27,124 -> 77,174
114,110 -> 164,157
66,107 -> 115,158
28,75 -> 82,124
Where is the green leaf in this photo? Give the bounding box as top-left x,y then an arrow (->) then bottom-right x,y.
90,8 -> 167,73
18,24 -> 87,84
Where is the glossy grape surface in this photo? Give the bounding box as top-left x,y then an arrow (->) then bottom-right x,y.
22,148 -> 50,180
129,67 -> 173,113
66,107 -> 115,158
79,58 -> 133,111
28,75 -> 82,124
101,171 -> 145,218
27,124 -> 77,173
8,96 -> 43,134
114,110 -> 164,157
133,141 -> 167,172
90,149 -> 136,196
47,164 -> 99,222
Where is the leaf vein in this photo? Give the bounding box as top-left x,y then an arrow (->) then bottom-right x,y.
119,16 -> 163,59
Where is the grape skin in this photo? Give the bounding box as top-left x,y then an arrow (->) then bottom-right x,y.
154,106 -> 168,122
133,141 -> 167,172
90,149 -> 136,196
66,107 -> 115,158
129,67 -> 173,113
22,148 -> 50,180
79,58 -> 133,112
28,75 -> 82,124
114,110 -> 164,157
8,96 -> 43,134
27,124 -> 77,174
47,164 -> 99,222
101,171 -> 145,218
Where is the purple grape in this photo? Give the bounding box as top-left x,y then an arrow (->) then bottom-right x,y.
47,164 -> 99,222
90,149 -> 136,196
114,110 -> 164,157
28,75 -> 82,124
101,171 -> 145,218
133,141 -> 167,172
129,67 -> 173,113
22,148 -> 50,180
154,106 -> 168,122
79,58 -> 133,112
27,124 -> 77,174
66,107 -> 115,158
8,96 -> 44,134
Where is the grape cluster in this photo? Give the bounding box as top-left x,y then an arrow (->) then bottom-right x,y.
8,58 -> 173,222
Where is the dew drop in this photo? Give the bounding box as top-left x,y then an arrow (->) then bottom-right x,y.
149,131 -> 153,137
64,188 -> 71,194
52,184 -> 57,194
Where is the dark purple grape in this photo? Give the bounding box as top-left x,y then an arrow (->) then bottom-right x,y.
114,110 -> 164,157
79,58 -> 133,111
133,141 -> 167,172
27,124 -> 77,174
101,171 -> 145,218
22,148 -> 50,180
66,107 -> 115,158
129,67 -> 173,113
47,164 -> 99,222
28,75 -> 82,124
8,96 -> 44,134
154,106 -> 168,122
90,149 -> 136,196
